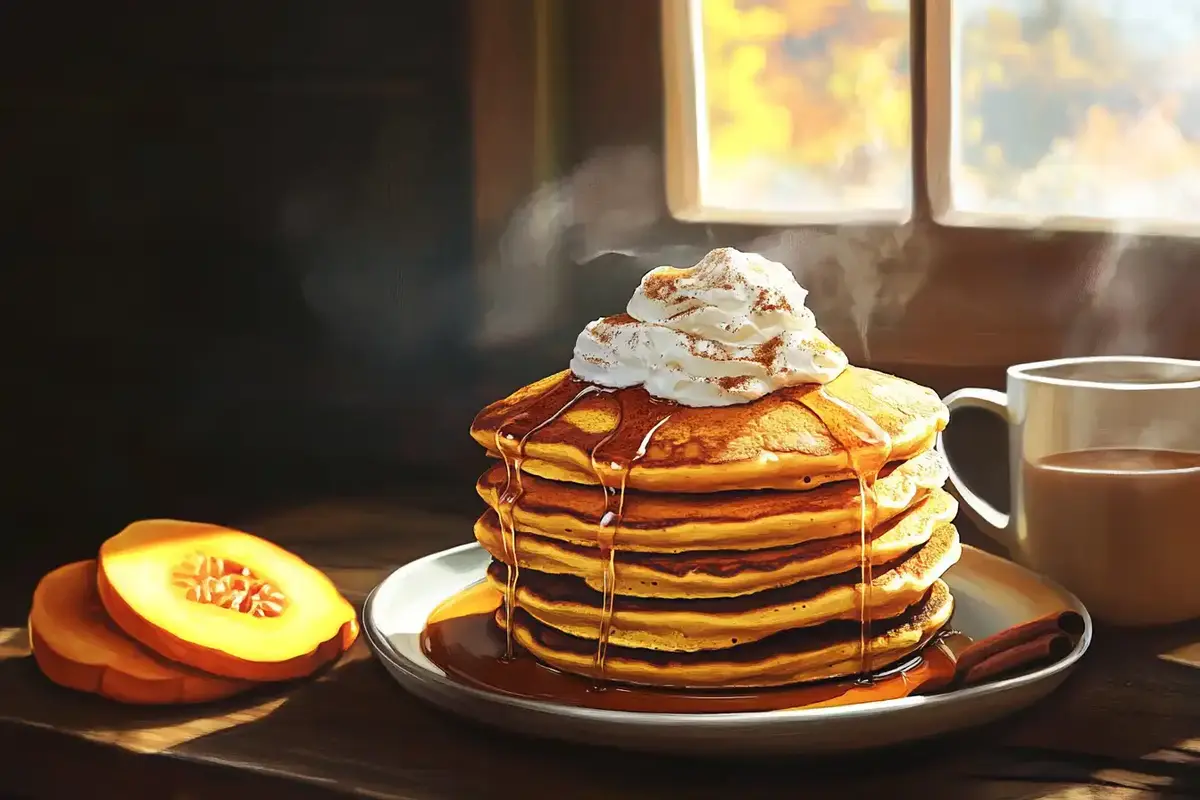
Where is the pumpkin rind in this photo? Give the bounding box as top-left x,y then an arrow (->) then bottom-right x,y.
96,519 -> 359,681
29,560 -> 252,704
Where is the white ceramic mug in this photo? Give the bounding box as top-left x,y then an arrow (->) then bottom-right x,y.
936,356 -> 1200,626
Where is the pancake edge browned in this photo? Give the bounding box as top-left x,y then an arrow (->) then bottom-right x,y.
469,368 -> 949,493
505,582 -> 954,688
474,447 -> 950,551
487,522 -> 962,652
475,489 -> 958,598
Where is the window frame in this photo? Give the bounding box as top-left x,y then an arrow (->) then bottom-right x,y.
660,0 -> 1200,237
471,0 -> 1200,371
661,0 -> 916,226
924,0 -> 1200,237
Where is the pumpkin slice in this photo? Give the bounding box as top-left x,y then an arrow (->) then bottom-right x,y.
29,560 -> 253,704
97,519 -> 359,681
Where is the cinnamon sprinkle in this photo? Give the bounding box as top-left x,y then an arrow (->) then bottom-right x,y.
579,354 -> 613,368
590,313 -> 637,345
754,287 -> 795,315
751,336 -> 783,370
667,305 -> 701,321
642,269 -> 685,301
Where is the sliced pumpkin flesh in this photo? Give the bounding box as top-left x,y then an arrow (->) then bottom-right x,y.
29,560 -> 252,704
97,519 -> 359,681
172,552 -> 288,618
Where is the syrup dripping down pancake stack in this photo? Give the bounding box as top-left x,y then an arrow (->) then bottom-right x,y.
465,248 -> 959,689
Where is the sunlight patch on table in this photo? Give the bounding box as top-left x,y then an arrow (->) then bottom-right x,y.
1159,641 -> 1200,670
0,627 -> 29,657
79,695 -> 289,753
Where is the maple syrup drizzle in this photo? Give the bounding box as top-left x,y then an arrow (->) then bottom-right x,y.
494,383 -> 609,658
419,582 -> 954,713
797,386 -> 893,678
587,397 -> 673,673
438,370 -> 1077,709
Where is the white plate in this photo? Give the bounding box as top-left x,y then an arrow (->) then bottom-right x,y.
362,543 -> 1092,756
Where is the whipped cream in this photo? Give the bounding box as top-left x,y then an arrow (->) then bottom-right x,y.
570,248 -> 849,406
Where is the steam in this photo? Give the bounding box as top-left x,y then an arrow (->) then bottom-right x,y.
473,144 -> 1188,371
476,147 -> 665,348
739,225 -> 924,361
1055,219 -> 1196,452
476,180 -> 574,346
1057,204 -> 1174,360
474,145 -> 934,360
1061,227 -> 1144,356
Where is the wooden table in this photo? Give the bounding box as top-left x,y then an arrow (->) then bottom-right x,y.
1,500 -> 1197,799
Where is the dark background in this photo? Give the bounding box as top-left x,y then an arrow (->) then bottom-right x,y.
4,1 -> 1199,562
4,3 -> 482,555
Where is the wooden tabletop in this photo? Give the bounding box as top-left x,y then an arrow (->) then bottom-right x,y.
1,500 -> 1197,800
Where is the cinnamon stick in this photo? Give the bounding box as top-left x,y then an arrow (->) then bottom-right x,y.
953,610 -> 1084,681
958,632 -> 1074,686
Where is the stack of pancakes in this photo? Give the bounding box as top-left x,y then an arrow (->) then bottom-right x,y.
469,365 -> 959,689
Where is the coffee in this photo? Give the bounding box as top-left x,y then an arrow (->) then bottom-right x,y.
1021,448 -> 1200,626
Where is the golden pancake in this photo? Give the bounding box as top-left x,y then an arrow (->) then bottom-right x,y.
476,488 -> 958,598
487,522 -> 961,652
475,448 -> 948,552
470,366 -> 948,493
505,581 -> 954,688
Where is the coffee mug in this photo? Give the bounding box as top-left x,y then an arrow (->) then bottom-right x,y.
937,356 -> 1200,627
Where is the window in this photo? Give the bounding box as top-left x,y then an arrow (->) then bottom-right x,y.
929,0 -> 1200,233
663,0 -> 913,224
666,0 -> 1200,234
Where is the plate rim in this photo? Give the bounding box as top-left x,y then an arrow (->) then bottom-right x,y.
363,542 -> 1093,727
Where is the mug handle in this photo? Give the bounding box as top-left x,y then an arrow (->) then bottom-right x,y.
936,388 -> 1014,550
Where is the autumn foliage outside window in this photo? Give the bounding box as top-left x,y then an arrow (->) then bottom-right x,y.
666,0 -> 1200,234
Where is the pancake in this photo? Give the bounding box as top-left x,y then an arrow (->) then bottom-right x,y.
476,488 -> 958,598
476,447 -> 948,552
506,581 -> 954,688
487,521 -> 961,652
470,366 -> 948,493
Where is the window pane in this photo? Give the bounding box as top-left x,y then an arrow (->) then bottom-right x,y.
666,0 -> 913,224
941,0 -> 1200,232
